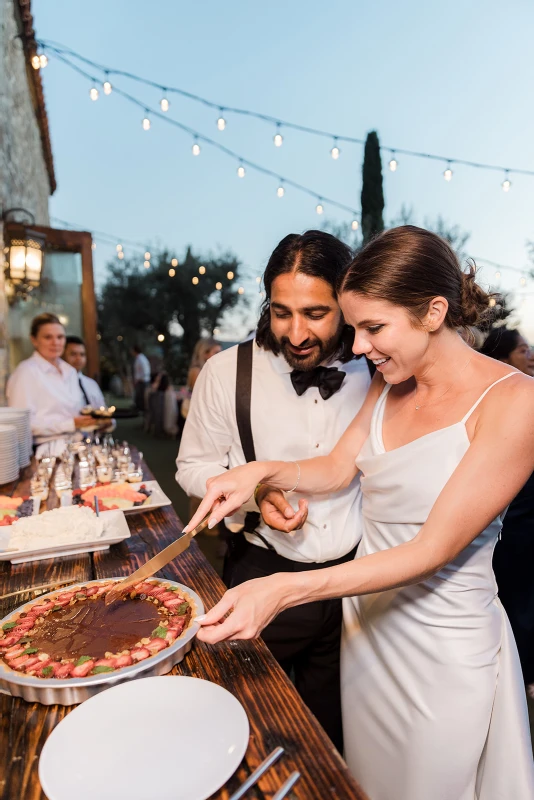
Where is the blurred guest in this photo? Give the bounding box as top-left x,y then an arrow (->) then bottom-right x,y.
6,313 -> 92,456
63,335 -> 116,431
131,344 -> 151,413
181,337 -> 221,419
147,371 -> 178,436
481,326 -> 534,690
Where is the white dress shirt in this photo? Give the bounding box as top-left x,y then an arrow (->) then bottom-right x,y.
78,373 -> 106,409
6,352 -> 83,445
133,353 -> 151,383
176,342 -> 371,563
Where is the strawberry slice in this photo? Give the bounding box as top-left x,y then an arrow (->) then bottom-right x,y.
54,663 -> 74,679
5,644 -> 26,659
130,647 -> 150,662
94,658 -> 115,668
113,654 -> 133,668
20,656 -> 43,671
72,660 -> 95,677
146,638 -> 167,653
164,597 -> 185,609
57,591 -> 76,602
9,654 -> 33,669
0,634 -> 23,648
85,587 -> 99,596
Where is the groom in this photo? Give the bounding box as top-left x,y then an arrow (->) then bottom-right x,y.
176,230 -> 372,750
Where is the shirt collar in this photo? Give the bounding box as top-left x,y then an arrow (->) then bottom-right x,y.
32,350 -> 72,377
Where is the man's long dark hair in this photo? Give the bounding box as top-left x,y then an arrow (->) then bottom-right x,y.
255,230 -> 356,363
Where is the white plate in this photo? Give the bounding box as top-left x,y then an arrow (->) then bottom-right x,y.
39,676 -> 250,800
62,480 -> 172,515
0,509 -> 130,563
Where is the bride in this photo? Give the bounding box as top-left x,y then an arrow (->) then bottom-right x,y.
185,226 -> 534,799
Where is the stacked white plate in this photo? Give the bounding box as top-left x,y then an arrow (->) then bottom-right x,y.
0,408 -> 32,468
0,424 -> 19,483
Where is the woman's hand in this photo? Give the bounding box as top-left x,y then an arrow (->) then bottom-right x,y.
257,486 -> 308,533
74,415 -> 94,428
184,462 -> 267,531
195,573 -> 290,643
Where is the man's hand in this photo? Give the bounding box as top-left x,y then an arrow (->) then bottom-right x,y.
256,485 -> 308,534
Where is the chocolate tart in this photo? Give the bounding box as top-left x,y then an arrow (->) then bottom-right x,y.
0,579 -> 203,705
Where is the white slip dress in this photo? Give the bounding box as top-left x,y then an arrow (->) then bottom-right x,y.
341,373 -> 534,799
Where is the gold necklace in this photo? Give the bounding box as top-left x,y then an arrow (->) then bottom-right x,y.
414,357 -> 472,411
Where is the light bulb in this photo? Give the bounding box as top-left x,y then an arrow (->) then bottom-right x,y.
238,287 -> 245,295
277,184 -> 285,198
144,260 -> 150,268
216,282 -> 222,290
389,157 -> 398,172
217,111 -> 226,131
171,258 -> 178,267
502,176 -> 511,192
103,80 -> 112,95
520,277 -> 527,287
351,220 -> 359,231
117,335 -> 123,342
331,145 -> 340,160
90,86 -> 99,101
192,141 -> 201,156
488,298 -> 496,308
116,244 -> 123,252
227,271 -> 234,280
31,55 -> 41,70
144,251 -> 151,260
117,251 -> 124,260
495,271 -> 501,280
199,265 -> 206,275
160,97 -> 170,112
316,202 -> 324,215
157,334 -> 165,342
192,276 -> 199,285
39,54 -> 48,69
256,276 -> 261,283
213,328 -> 220,335
142,116 -> 151,131
443,164 -> 453,181
274,131 -> 283,147
237,164 -> 246,178
91,243 -> 97,250
169,268 -> 175,277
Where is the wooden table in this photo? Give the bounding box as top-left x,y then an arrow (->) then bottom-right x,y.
0,463 -> 367,800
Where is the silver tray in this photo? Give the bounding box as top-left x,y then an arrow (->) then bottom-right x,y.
0,578 -> 204,706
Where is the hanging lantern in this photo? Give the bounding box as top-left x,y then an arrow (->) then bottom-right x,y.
3,215 -> 46,300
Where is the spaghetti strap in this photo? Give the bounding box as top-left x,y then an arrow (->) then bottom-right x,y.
461,372 -> 517,424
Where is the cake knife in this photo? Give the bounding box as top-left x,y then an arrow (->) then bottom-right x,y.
105,513 -> 211,605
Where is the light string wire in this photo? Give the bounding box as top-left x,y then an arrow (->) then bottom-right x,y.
37,39 -> 534,179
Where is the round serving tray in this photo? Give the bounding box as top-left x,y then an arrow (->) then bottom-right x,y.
0,578 -> 204,706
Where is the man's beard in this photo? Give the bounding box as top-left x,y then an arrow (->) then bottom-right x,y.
277,324 -> 344,371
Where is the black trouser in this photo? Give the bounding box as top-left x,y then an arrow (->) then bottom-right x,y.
224,533 -> 356,752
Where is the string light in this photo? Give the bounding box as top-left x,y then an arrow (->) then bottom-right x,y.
168,268 -> 175,277
351,220 -> 359,231
227,271 -> 234,280
216,281 -> 222,290
117,251 -> 124,260
237,162 -> 246,178
144,251 -> 151,260
157,334 -> 165,342
103,78 -> 112,95
39,54 -> 48,69
142,114 -> 151,131
502,171 -> 511,192
160,96 -> 170,112
495,271 -> 501,280
117,335 -> 123,342
255,276 -> 261,283
116,244 -> 123,252
443,162 -> 453,181
520,276 -> 527,287
91,242 -> 96,250
277,182 -> 285,198
388,151 -> 398,171
330,138 -> 341,160
488,298 -> 496,307
238,287 -> 245,294
199,265 -> 206,275
143,260 -> 150,268
89,85 -> 99,101
274,125 -> 283,147
217,109 -> 226,131
316,200 -> 324,215
213,328 -> 220,336
192,138 -> 201,156
31,54 -> 41,70
171,258 -> 178,267
192,276 -> 199,285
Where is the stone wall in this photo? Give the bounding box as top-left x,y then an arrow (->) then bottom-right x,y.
0,0 -> 52,402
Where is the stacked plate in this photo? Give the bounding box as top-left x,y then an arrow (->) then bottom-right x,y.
0,424 -> 19,483
0,408 -> 32,468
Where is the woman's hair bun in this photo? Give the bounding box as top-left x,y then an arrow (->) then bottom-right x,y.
460,261 -> 492,327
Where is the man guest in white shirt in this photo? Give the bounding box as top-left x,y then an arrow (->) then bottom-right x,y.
131,345 -> 151,413
63,336 -> 116,431
177,231 -> 372,750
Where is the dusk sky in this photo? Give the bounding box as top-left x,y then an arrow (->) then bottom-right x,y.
34,0 -> 534,338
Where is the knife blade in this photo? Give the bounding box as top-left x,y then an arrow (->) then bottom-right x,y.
105,513 -> 211,605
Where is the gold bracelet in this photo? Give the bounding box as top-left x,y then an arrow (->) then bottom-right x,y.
253,483 -> 263,504
284,461 -> 301,493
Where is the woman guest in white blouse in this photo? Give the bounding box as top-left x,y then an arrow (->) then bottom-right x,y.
6,313 -> 93,456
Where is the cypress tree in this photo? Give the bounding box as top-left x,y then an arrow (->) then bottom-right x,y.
361,131 -> 385,245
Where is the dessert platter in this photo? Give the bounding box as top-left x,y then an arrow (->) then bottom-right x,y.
0,577 -> 203,705
66,480 -> 171,514
0,505 -> 131,563
80,404 -> 116,420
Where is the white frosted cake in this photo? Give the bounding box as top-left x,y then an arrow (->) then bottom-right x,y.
9,506 -> 104,550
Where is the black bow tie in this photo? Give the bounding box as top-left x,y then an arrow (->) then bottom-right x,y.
290,366 -> 346,400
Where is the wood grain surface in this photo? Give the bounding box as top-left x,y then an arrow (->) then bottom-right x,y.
0,460 -> 367,800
